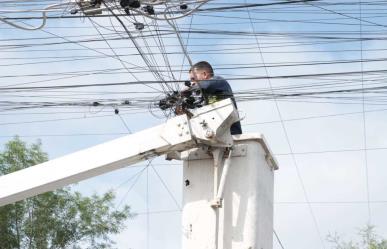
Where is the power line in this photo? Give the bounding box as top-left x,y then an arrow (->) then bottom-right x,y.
274,229 -> 286,249
245,3 -> 326,248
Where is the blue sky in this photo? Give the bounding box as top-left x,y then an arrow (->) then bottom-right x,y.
2,1 -> 387,248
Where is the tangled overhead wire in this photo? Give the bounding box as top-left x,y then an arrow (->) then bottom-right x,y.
0,0 -> 209,30
155,81 -> 205,118
0,2 -> 72,30
72,0 -> 209,20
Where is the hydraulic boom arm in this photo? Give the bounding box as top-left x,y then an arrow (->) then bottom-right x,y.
0,99 -> 238,206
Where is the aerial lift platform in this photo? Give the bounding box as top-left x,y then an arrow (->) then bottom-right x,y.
0,98 -> 278,249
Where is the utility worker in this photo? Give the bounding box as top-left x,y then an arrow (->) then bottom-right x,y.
188,61 -> 242,135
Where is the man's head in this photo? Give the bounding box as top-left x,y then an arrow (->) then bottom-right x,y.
189,61 -> 214,84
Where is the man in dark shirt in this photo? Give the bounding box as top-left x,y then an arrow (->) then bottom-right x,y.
189,61 -> 242,135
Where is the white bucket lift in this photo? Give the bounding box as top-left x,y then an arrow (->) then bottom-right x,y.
169,134 -> 278,249
0,98 -> 278,249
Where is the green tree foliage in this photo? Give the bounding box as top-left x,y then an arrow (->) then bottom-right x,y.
328,225 -> 387,249
0,137 -> 133,249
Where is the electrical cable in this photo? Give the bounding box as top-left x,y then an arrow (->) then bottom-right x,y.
0,2 -> 72,30
358,0 -> 372,225
274,229 -> 285,249
245,3 -> 326,248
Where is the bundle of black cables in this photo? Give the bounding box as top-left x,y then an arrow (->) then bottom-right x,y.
158,82 -> 204,114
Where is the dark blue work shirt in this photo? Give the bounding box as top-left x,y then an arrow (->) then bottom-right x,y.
199,76 -> 242,135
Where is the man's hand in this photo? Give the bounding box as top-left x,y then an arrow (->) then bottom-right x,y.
174,106 -> 184,115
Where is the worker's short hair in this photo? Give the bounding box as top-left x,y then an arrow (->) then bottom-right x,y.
191,61 -> 214,77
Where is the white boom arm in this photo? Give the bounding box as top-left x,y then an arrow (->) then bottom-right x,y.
0,99 -> 238,206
